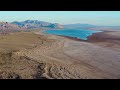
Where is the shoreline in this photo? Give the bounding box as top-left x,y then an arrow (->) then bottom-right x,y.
52,30 -> 120,43
46,31 -> 105,42
56,30 -> 120,51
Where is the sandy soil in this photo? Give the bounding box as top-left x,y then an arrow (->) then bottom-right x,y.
0,31 -> 120,79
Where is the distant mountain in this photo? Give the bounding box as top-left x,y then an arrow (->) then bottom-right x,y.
64,24 -> 96,29
87,26 -> 120,31
11,20 -> 63,29
64,23 -> 120,31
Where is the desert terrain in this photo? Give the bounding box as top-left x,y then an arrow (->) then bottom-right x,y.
0,30 -> 120,79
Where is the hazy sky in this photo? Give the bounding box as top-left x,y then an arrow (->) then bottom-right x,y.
0,11 -> 120,26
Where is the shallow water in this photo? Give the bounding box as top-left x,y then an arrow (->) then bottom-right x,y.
44,29 -> 102,40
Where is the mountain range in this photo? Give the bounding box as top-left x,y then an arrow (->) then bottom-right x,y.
0,20 -> 64,31
0,20 -> 120,32
11,20 -> 63,29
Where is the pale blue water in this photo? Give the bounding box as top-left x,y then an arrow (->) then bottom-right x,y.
44,29 -> 102,40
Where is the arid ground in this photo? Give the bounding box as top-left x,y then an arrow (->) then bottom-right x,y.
0,30 -> 120,79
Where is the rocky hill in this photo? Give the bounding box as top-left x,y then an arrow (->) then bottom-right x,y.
0,22 -> 23,30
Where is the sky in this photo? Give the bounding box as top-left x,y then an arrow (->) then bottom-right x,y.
0,11 -> 120,26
